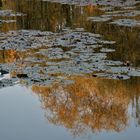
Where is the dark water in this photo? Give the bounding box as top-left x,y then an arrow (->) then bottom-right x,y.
0,0 -> 140,140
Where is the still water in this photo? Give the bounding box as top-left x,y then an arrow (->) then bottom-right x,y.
0,0 -> 140,140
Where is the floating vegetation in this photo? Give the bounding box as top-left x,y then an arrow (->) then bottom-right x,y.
0,19 -> 16,23
110,19 -> 140,27
0,10 -> 25,17
0,0 -> 139,88
88,3 -> 140,28
87,16 -> 111,22
0,27 -> 140,88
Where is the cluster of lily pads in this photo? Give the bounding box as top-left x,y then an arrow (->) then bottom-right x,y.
0,10 -> 25,17
88,5 -> 140,28
0,28 -> 140,88
0,10 -> 25,24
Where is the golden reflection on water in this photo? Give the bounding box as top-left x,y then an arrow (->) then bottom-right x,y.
86,21 -> 140,66
0,22 -> 17,32
32,76 -> 140,136
0,49 -> 18,63
1,0 -> 103,31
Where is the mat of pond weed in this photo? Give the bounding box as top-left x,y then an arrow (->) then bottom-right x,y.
0,28 -> 140,88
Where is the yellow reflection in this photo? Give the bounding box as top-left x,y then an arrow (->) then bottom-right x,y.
0,49 -> 18,63
2,0 -> 102,31
0,16 -> 17,32
32,76 -> 140,136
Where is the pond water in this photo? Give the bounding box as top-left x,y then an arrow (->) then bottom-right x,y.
0,0 -> 140,140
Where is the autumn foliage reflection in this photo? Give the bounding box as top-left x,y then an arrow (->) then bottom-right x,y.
0,50 -> 18,63
32,76 -> 134,136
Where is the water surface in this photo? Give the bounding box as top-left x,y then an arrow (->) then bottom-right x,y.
0,0 -> 140,140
